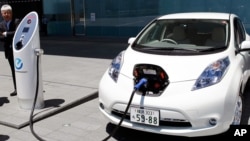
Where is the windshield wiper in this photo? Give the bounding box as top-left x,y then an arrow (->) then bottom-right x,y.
142,46 -> 199,52
198,46 -> 227,52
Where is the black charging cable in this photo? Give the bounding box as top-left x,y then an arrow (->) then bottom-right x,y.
103,78 -> 147,141
29,55 -> 46,141
30,54 -> 147,141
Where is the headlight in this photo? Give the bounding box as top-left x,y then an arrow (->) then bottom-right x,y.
108,51 -> 125,82
192,56 -> 230,90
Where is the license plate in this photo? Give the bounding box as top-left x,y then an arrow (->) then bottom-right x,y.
130,107 -> 159,126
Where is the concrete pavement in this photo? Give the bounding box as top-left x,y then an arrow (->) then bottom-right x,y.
0,36 -> 127,141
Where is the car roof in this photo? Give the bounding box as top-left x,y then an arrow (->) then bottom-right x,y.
158,12 -> 233,20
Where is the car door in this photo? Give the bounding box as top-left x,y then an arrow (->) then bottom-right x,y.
234,18 -> 250,84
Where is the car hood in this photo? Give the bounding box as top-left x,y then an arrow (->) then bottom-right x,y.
120,48 -> 225,82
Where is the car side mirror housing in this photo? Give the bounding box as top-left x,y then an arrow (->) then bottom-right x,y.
241,41 -> 250,50
128,37 -> 136,45
237,41 -> 250,53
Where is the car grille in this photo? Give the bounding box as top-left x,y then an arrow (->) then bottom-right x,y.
111,110 -> 192,127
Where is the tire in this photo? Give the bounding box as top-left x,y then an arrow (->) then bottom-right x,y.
232,93 -> 243,125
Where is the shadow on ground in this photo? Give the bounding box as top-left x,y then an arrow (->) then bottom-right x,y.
0,135 -> 9,141
104,123 -> 233,141
104,123 -> 250,141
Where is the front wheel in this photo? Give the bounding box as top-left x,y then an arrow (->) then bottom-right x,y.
232,93 -> 243,125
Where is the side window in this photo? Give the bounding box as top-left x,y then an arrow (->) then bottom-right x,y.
234,18 -> 245,48
137,23 -> 161,44
146,24 -> 163,42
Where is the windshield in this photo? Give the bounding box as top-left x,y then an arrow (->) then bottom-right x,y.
133,19 -> 229,54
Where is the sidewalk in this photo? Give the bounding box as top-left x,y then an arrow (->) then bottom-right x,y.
0,36 -> 127,141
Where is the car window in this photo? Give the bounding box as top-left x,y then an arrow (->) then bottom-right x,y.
234,18 -> 245,48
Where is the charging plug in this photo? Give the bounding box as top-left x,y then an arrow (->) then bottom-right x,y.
34,48 -> 44,56
134,78 -> 147,90
103,77 -> 147,141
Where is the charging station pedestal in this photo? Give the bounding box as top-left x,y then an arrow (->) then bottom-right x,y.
13,11 -> 44,110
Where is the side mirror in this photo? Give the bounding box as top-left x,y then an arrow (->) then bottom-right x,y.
241,41 -> 250,49
128,37 -> 136,45
238,41 -> 250,53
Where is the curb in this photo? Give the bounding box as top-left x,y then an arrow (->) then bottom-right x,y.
0,91 -> 98,129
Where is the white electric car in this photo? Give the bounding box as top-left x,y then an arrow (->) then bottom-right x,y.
98,12 -> 250,137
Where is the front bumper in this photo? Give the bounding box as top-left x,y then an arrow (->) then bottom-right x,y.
98,72 -> 238,137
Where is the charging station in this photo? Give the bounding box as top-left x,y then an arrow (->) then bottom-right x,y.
13,11 -> 44,110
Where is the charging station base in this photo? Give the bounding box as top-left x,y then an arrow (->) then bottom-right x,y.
18,98 -> 44,110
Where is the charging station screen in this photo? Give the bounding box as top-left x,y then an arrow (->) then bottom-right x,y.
22,27 -> 29,33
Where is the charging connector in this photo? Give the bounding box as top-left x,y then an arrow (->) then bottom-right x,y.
134,78 -> 147,90
133,64 -> 169,95
103,78 -> 147,141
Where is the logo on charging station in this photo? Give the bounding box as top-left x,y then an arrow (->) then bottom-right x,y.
15,58 -> 23,70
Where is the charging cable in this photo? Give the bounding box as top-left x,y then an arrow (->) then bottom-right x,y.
29,50 -> 46,141
103,78 -> 147,141
30,50 -> 147,141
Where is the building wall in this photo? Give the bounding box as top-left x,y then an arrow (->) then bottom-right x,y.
43,0 -> 250,37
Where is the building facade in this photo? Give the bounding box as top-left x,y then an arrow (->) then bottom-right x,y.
1,0 -> 250,38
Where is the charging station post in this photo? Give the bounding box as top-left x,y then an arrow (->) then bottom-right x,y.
13,11 -> 44,110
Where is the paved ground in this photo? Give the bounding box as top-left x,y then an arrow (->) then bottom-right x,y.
0,36 -> 249,141
0,36 -> 128,141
